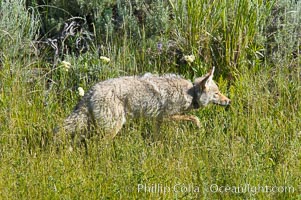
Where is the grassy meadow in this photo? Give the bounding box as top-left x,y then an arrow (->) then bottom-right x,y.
0,0 -> 301,199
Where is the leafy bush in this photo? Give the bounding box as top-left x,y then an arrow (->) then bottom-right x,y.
265,0 -> 301,67
0,0 -> 39,62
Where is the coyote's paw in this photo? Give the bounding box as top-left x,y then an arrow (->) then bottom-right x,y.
190,116 -> 201,128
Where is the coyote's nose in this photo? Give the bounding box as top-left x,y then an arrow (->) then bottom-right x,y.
227,99 -> 231,104
223,98 -> 231,106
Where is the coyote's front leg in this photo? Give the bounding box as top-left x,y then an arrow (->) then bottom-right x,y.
169,114 -> 201,128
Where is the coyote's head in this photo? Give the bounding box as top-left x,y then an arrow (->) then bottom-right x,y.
194,67 -> 231,107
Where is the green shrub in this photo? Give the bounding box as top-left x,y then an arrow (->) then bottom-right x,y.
265,0 -> 301,67
0,0 -> 40,62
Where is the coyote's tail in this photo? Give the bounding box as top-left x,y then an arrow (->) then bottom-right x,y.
54,100 -> 90,136
63,105 -> 89,133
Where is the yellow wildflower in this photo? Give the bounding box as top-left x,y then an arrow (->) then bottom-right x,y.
61,61 -> 71,72
184,55 -> 195,65
100,56 -> 110,63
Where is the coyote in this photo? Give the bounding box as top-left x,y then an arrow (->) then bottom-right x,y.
59,67 -> 230,142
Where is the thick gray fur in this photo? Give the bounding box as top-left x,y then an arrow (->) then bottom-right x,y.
59,67 -> 230,141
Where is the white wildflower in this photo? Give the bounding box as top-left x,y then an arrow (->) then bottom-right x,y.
78,87 -> 85,97
61,61 -> 71,72
100,56 -> 110,63
184,55 -> 195,65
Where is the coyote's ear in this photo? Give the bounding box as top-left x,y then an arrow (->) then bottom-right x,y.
199,67 -> 215,89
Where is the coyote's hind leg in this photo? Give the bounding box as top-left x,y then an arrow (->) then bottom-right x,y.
100,109 -> 126,141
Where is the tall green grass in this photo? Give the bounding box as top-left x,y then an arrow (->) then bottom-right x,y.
1,0 -> 301,199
